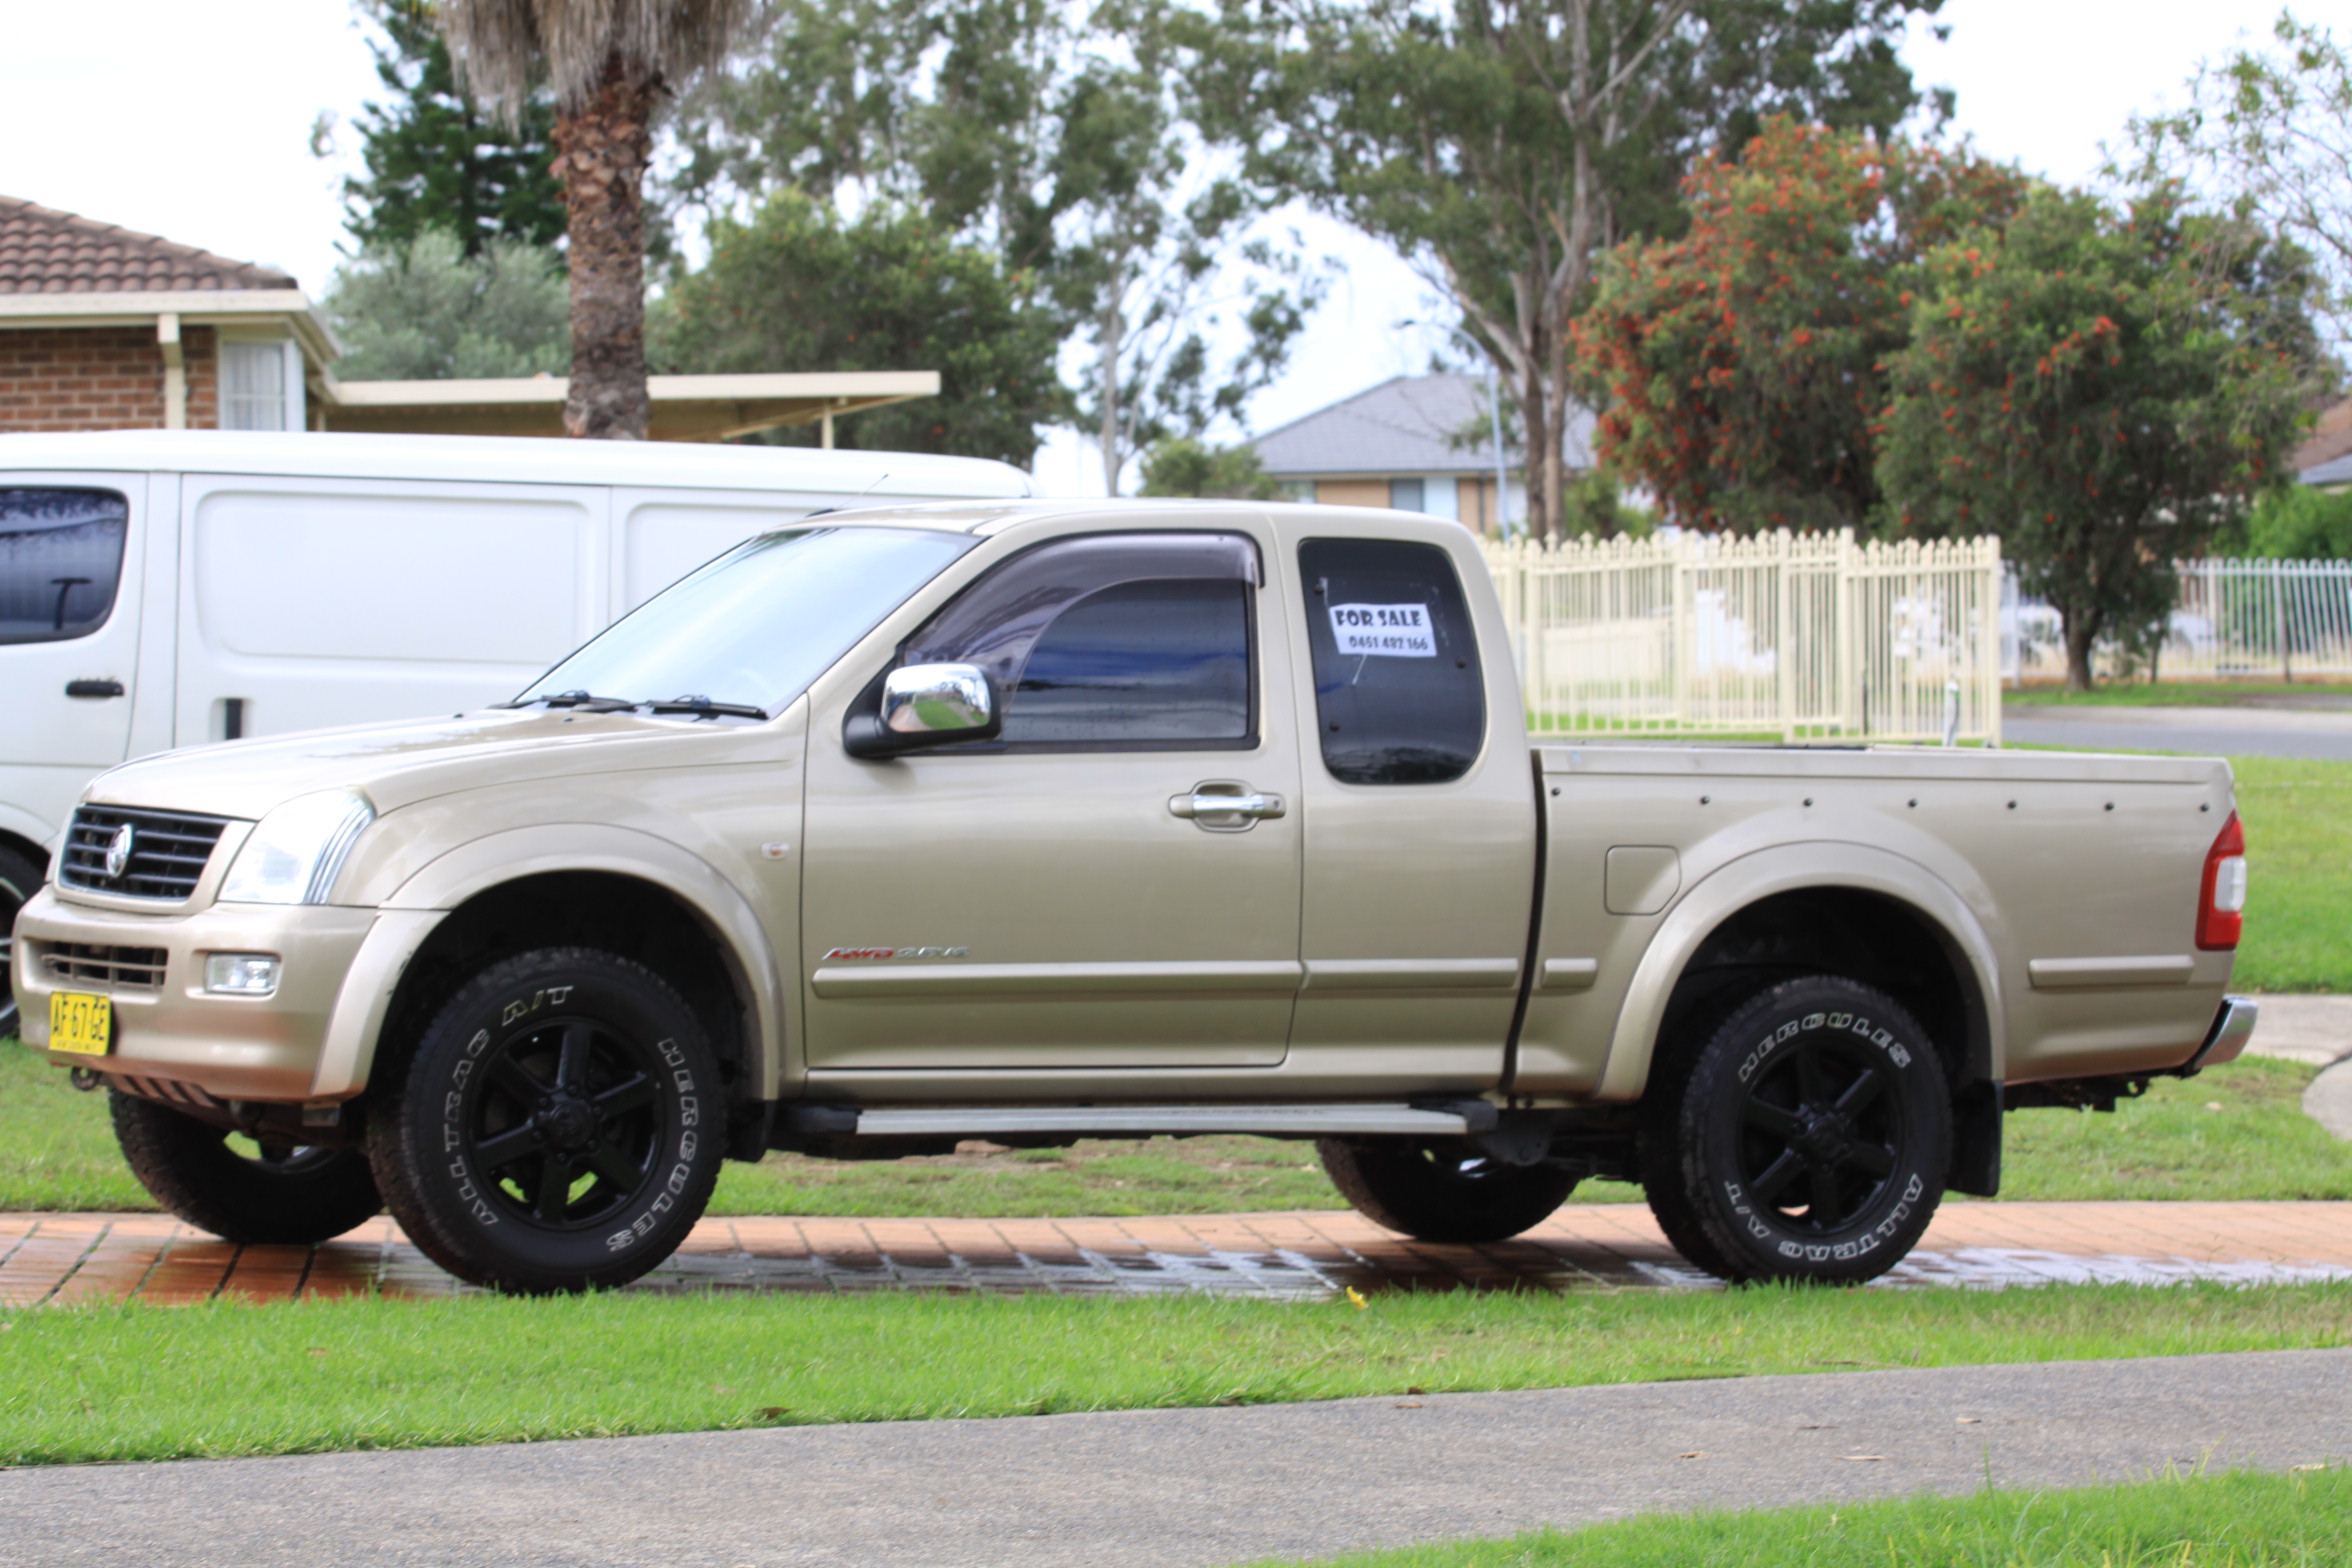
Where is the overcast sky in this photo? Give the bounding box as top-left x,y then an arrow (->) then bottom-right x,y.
0,0 -> 2289,494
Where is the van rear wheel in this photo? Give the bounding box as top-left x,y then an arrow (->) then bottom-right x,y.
111,1091 -> 382,1245
1318,1137 -> 1577,1245
366,947 -> 724,1295
0,843 -> 42,1039
1641,975 -> 1950,1285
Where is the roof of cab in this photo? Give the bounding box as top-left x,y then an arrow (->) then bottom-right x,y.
0,429 -> 1035,499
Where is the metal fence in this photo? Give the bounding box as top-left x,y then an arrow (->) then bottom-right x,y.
1485,530 -> 2006,743
2003,558 -> 2352,684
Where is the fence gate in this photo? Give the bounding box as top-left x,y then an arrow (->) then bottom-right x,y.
1485,530 -> 2004,743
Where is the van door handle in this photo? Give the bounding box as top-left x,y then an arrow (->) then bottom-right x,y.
65,679 -> 124,699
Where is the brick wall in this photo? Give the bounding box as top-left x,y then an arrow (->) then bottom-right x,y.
0,323 -> 219,432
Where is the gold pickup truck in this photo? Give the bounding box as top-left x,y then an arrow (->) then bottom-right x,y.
11,502 -> 2256,1292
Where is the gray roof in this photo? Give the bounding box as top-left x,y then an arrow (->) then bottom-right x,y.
2302,451 -> 2352,488
1250,372 -> 1594,478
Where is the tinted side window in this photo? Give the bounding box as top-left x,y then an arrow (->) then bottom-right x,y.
904,532 -> 1260,750
1007,578 -> 1250,744
1299,537 -> 1484,784
0,489 -> 128,645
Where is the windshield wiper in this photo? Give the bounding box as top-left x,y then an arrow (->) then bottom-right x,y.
647,695 -> 769,720
498,690 -> 643,713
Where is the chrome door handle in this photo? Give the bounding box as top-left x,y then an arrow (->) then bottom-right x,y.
1169,790 -> 1286,821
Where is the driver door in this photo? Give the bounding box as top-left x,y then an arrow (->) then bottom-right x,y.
798,524 -> 1304,1075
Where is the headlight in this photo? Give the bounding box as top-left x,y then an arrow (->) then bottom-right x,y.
220,789 -> 375,905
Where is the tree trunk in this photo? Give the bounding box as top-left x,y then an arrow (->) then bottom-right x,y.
1519,360 -> 1552,541
553,59 -> 656,441
2061,605 -> 2100,693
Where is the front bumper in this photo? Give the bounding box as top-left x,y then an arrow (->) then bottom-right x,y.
11,886 -> 377,1102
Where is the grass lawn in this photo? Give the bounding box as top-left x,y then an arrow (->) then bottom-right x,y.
2006,680 -> 2352,706
1,1280 -> 2345,1467
7,1043 -> 2343,1214
2229,755 -> 2352,992
1247,1467 -> 2352,1568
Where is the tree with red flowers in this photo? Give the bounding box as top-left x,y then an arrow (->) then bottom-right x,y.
1574,119 -> 2027,533
1877,185 -> 2321,690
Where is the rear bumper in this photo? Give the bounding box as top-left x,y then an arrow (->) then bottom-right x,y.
10,886 -> 375,1101
2185,994 -> 2260,1073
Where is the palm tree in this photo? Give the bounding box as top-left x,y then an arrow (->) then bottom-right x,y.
438,0 -> 746,439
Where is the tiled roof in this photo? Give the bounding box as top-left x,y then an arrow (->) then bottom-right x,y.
1250,372 -> 1594,477
2302,451 -> 2352,488
2289,396 -> 2352,477
0,195 -> 297,295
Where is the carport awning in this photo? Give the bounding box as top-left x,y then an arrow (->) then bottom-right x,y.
318,371 -> 939,442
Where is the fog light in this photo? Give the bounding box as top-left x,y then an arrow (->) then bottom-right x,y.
204,953 -> 281,996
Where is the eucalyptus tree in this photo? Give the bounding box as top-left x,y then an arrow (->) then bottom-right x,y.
669,0 -> 1324,490
437,0 -> 749,438
1181,0 -> 1945,538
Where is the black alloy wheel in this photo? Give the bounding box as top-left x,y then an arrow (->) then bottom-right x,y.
1642,975 -> 1950,1285
1319,1137 -> 1578,1245
368,947 -> 724,1294
467,1015 -> 666,1230
111,1091 -> 383,1245
0,842 -> 43,1039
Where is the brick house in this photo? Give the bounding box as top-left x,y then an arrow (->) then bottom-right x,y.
1249,373 -> 1596,535
0,196 -> 939,443
0,196 -> 332,434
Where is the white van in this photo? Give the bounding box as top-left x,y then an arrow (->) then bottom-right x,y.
0,430 -> 1032,1022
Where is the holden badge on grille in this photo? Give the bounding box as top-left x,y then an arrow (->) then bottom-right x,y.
103,823 -> 136,881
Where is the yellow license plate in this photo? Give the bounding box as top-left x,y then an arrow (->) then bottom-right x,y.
47,991 -> 112,1057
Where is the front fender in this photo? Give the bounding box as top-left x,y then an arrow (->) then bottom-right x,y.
1595,840 -> 2007,1102
311,823 -> 786,1099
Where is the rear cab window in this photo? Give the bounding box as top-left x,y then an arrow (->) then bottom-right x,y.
0,488 -> 128,644
1298,537 -> 1485,783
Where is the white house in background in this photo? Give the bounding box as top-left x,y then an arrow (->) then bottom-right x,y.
1248,372 -> 1596,535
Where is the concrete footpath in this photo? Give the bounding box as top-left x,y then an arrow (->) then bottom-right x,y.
0,1349 -> 2343,1568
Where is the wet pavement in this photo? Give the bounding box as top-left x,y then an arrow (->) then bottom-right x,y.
5,1201 -> 2349,1307
2001,702 -> 2352,760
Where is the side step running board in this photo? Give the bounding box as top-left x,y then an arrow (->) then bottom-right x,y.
788,1102 -> 1498,1140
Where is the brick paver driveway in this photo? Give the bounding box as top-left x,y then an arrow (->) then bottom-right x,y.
4,1200 -> 2348,1305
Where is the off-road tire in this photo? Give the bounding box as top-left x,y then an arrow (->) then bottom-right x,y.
1318,1137 -> 1578,1245
0,842 -> 43,1039
111,1091 -> 382,1245
366,947 -> 724,1294
1640,975 -> 1950,1285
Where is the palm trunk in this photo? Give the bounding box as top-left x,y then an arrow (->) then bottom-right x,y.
553,59 -> 655,440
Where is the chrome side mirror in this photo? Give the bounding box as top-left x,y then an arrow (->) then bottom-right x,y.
883,663 -> 994,735
844,662 -> 1002,758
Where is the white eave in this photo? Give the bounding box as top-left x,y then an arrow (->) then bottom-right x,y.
318,371 -> 944,442
0,288 -> 340,363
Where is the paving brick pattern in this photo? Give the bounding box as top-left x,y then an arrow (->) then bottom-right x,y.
2,1202 -> 2348,1307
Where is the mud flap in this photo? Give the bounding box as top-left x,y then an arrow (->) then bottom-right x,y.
1946,1078 -> 2001,1197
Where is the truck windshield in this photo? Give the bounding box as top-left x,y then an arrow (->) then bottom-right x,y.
516,525 -> 975,716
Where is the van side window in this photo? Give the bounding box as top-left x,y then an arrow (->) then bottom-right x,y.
0,489 -> 128,645
1299,537 -> 1484,784
903,532 -> 1259,749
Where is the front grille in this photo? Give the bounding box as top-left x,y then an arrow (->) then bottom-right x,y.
42,942 -> 167,990
58,805 -> 232,902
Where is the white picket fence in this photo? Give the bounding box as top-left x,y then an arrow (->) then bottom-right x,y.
1485,531 -> 2005,743
2004,558 -> 2352,683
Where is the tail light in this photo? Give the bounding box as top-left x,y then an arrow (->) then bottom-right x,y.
2196,811 -> 2247,951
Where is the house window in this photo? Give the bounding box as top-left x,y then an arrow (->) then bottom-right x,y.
220,340 -> 301,431
1388,477 -> 1425,513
